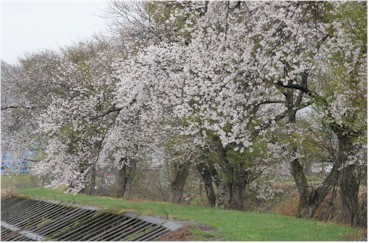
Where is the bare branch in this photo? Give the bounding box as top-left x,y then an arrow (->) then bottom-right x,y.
1,105 -> 36,111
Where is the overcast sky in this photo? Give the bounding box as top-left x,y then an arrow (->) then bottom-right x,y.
1,0 -> 111,64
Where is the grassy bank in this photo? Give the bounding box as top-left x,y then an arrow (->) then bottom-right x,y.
13,187 -> 364,241
1,174 -> 40,196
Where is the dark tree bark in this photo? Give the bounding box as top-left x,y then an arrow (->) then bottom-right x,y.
85,165 -> 96,195
340,164 -> 360,226
170,162 -> 190,203
197,162 -> 218,207
279,87 -> 363,223
284,85 -> 340,218
117,158 -> 137,199
215,140 -> 247,210
274,41 -> 365,221
293,157 -> 341,218
224,164 -> 246,210
336,131 -> 360,226
290,138 -> 340,218
357,192 -> 367,227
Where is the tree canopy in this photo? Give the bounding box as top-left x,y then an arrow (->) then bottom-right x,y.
1,1 -> 366,226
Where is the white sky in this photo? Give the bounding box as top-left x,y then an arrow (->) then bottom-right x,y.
1,0 -> 111,64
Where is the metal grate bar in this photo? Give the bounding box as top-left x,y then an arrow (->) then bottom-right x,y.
1,197 -> 24,211
1,196 -> 179,241
104,220 -> 149,241
76,215 -> 128,241
121,222 -> 156,241
44,210 -> 96,238
89,217 -> 142,241
1,199 -> 32,221
1,221 -> 45,241
4,200 -> 40,224
1,232 -> 21,241
9,234 -> 28,241
2,197 -> 28,213
6,200 -> 47,225
14,201 -> 61,228
134,226 -> 168,241
109,221 -> 152,241
32,206 -> 81,233
21,204 -> 73,231
1,196 -> 12,204
58,213 -> 116,241
1,227 -> 14,240
1,226 -> 12,236
37,209 -> 94,236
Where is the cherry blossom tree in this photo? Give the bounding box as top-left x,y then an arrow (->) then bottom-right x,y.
3,1 -> 365,224
107,0 -> 208,48
237,1 -> 367,222
111,2 -> 288,210
1,51 -> 66,174
112,1 -> 366,214
33,39 -> 121,194
247,1 -> 337,218
193,1 -> 365,218
310,2 -> 367,225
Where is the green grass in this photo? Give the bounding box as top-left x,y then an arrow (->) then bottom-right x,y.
1,174 -> 40,191
13,187 -> 364,241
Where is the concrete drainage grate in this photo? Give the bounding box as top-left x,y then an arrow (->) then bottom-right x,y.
1,196 -> 182,241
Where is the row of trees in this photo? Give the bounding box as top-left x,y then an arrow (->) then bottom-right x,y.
1,1 -> 366,226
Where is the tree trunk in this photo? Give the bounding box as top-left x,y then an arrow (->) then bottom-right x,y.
290,155 -> 310,217
170,162 -> 190,203
85,165 -> 96,195
286,89 -> 339,218
117,158 -> 137,199
340,164 -> 360,226
197,162 -> 218,207
222,164 -> 247,210
75,164 -> 95,195
287,104 -> 321,217
292,155 -> 340,218
357,192 -> 367,227
336,132 -> 360,226
216,141 -> 247,210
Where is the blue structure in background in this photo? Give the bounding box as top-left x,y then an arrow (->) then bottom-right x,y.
1,151 -> 32,174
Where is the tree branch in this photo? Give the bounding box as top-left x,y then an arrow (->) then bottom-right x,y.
89,105 -> 122,120
1,105 -> 36,111
275,80 -> 312,96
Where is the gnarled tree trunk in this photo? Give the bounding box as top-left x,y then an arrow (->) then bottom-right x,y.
286,88 -> 340,218
293,156 -> 340,218
216,141 -> 247,210
197,162 -> 219,207
223,165 -> 247,210
340,164 -> 360,226
170,162 -> 191,203
336,131 -> 360,226
117,158 -> 137,199
85,165 -> 96,195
